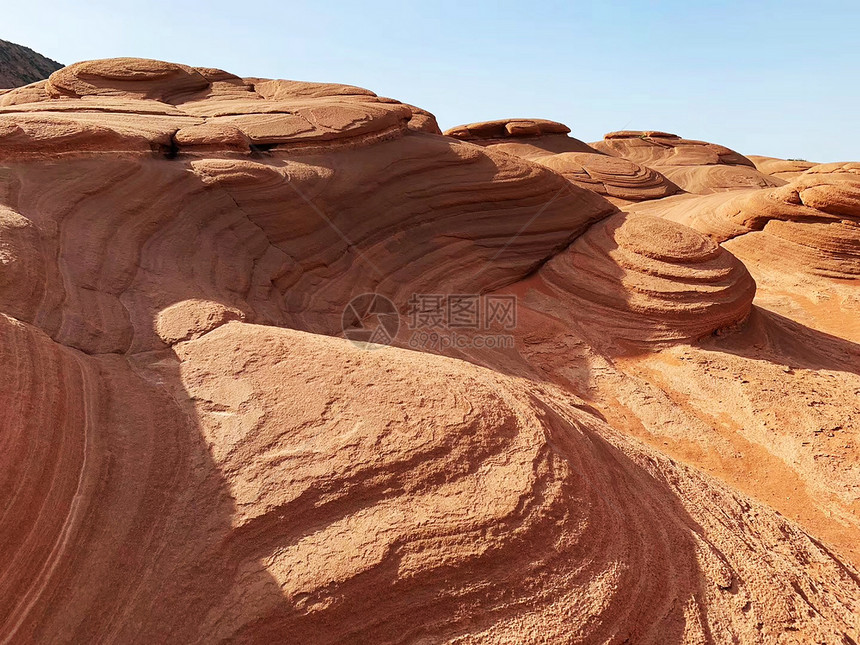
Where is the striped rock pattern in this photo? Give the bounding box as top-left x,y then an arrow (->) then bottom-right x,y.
592,131 -> 783,194
445,119 -> 680,203
1,58 -> 859,644
538,214 -> 756,345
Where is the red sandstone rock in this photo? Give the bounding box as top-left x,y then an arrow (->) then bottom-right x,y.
444,117 -> 572,140
592,130 -> 783,194
532,152 -> 681,203
445,119 -> 681,204
537,213 -> 756,345
627,165 -> 860,279
0,58 -> 859,644
748,154 -> 817,180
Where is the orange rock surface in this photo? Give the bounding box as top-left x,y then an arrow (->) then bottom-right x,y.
592,130 -> 784,194
748,154 -> 818,181
446,119 -> 681,204
1,58 -> 858,644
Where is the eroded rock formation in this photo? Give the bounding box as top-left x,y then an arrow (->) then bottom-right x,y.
627,163 -> 860,279
1,58 -> 858,644
592,130 -> 783,194
0,60 -> 616,353
537,214 -> 756,345
748,154 -> 817,181
446,119 -> 681,204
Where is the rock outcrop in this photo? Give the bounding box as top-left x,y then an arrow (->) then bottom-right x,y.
444,118 -> 577,143
0,59 -> 616,354
537,214 -> 756,345
748,154 -> 817,180
531,152 -> 681,203
445,119 -> 681,204
627,163 -> 860,279
592,131 -> 783,194
1,58 -> 859,644
3,316 -> 859,643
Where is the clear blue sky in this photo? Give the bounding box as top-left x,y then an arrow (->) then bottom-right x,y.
3,0 -> 858,161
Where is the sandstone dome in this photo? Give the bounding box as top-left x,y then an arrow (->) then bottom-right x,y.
591,130 -> 784,194
748,154 -> 817,181
444,117 -> 576,142
445,119 -> 681,204
539,214 -> 757,345
0,59 -> 618,353
532,151 -> 681,203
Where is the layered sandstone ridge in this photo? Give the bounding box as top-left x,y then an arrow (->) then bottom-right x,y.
538,214 -> 756,345
532,153 -> 681,203
0,58 -> 442,156
1,57 -> 859,644
0,150 -> 612,354
749,154 -> 817,181
444,118 -> 574,141
2,318 -> 858,643
629,162 -> 860,279
446,119 -> 681,204
592,130 -> 783,194
0,59 -> 617,353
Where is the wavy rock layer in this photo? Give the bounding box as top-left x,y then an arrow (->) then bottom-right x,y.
0,71 -> 616,354
3,318 -> 858,643
0,57 -> 442,155
748,154 -> 817,180
443,119 -> 598,160
445,120 -> 680,203
595,130 -> 756,167
532,152 -> 681,202
1,57 -> 859,644
0,313 -> 255,644
539,214 -> 756,345
444,118 -> 574,141
592,131 -> 783,194
629,164 -> 860,279
0,315 -> 93,637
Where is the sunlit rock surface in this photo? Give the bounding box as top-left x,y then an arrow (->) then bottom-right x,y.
1,58 -> 859,644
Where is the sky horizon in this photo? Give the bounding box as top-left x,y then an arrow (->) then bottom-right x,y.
3,0 -> 858,162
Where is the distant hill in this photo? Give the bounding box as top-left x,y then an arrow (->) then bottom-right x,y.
0,38 -> 62,88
